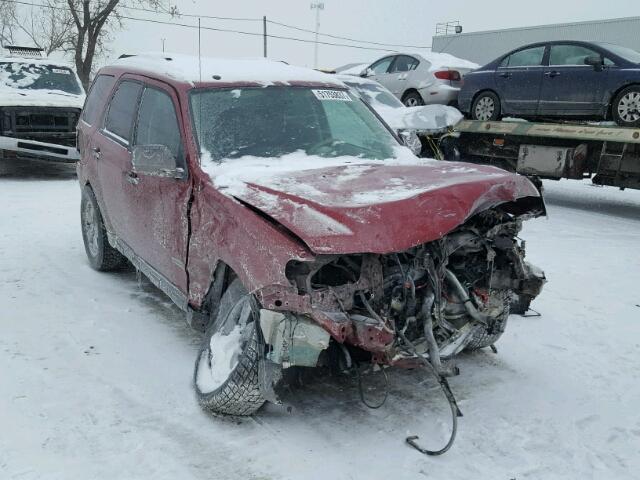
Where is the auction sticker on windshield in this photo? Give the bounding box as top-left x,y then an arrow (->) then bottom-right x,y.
312,89 -> 352,101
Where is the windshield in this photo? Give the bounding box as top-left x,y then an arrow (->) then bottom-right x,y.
342,80 -> 404,110
190,87 -> 399,161
597,43 -> 640,64
0,62 -> 83,95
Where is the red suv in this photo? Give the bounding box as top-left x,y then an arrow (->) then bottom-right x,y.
77,54 -> 545,417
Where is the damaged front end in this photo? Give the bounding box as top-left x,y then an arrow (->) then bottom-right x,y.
257,202 -> 545,373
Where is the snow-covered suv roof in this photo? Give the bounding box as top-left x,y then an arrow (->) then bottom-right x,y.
113,53 -> 345,87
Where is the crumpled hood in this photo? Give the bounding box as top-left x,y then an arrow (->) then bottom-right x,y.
206,153 -> 542,254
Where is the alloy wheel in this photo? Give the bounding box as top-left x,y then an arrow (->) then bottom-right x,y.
404,97 -> 421,107
617,91 -> 640,123
474,96 -> 495,121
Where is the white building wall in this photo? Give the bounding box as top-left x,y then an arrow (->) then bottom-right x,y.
432,16 -> 640,65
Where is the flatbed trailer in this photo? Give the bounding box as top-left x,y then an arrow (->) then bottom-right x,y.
452,120 -> 640,191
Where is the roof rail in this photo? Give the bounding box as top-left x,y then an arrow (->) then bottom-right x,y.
3,45 -> 45,58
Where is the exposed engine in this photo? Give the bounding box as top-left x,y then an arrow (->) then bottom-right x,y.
285,207 -> 546,366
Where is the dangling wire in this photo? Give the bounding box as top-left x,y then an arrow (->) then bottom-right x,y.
354,363 -> 389,409
397,329 -> 462,456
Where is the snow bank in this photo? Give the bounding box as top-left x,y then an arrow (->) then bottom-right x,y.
114,53 -> 345,87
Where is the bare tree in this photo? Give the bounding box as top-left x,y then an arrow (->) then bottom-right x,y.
5,1 -> 173,89
7,1 -> 74,56
66,0 -> 171,89
0,1 -> 17,47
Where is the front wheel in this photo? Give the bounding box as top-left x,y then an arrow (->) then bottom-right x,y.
471,91 -> 501,121
612,86 -> 640,127
465,290 -> 510,351
194,279 -> 266,416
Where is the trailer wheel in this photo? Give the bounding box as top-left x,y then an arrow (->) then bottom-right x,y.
471,91 -> 501,121
612,85 -> 640,127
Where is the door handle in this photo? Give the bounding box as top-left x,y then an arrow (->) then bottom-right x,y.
126,171 -> 139,185
544,71 -> 561,78
498,72 -> 511,78
92,146 -> 101,160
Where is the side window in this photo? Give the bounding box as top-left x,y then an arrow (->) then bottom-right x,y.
391,55 -> 419,72
604,57 -> 616,66
104,80 -> 142,143
134,87 -> 182,161
549,45 -> 600,65
370,56 -> 394,75
81,74 -> 115,125
503,46 -> 546,67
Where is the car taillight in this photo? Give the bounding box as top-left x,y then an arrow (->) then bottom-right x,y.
434,70 -> 461,82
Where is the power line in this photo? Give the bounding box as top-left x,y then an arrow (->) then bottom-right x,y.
267,19 -> 431,49
120,3 -> 262,22
4,0 -> 421,53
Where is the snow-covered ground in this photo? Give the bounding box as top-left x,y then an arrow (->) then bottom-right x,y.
1,159 -> 639,480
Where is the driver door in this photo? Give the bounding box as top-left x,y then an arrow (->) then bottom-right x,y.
121,78 -> 192,296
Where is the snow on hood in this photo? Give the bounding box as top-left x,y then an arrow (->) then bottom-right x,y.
376,104 -> 463,133
114,53 -> 345,87
0,89 -> 84,108
200,149 -> 541,254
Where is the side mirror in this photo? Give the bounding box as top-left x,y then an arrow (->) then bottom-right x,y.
584,55 -> 603,71
132,144 -> 185,179
360,68 -> 373,78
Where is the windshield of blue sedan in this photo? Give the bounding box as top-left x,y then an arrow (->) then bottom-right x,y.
598,43 -> 640,64
190,87 -> 398,161
0,62 -> 83,94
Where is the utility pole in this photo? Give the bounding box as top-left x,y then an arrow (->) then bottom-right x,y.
310,2 -> 324,69
263,16 -> 267,58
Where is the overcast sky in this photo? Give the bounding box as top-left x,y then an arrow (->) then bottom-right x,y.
36,0 -> 640,69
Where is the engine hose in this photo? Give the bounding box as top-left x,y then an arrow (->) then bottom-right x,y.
398,329 -> 462,456
444,269 -> 489,327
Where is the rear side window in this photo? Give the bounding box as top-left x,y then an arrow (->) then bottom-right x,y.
81,74 -> 115,125
391,55 -> 419,72
135,87 -> 182,159
549,45 -> 599,66
501,46 -> 546,68
104,81 -> 142,143
370,56 -> 394,74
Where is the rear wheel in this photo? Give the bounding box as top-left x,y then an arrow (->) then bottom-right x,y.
612,86 -> 640,127
471,91 -> 501,121
402,90 -> 424,107
194,279 -> 265,416
80,186 -> 126,271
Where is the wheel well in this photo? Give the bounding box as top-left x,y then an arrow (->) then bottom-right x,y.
471,89 -> 500,108
401,88 -> 420,101
202,262 -> 236,324
606,83 -> 640,119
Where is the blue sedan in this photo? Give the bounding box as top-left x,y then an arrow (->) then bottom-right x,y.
459,40 -> 640,127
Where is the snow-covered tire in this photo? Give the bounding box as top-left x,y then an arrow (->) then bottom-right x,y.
465,291 -> 510,351
80,186 -> 126,271
194,279 -> 265,416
